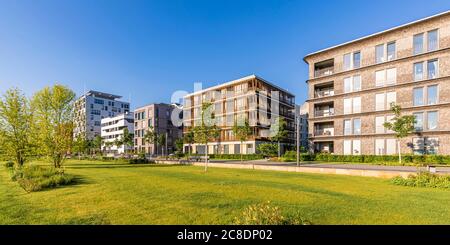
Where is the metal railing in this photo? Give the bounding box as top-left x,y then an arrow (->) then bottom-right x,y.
314,67 -> 334,78
314,109 -> 335,117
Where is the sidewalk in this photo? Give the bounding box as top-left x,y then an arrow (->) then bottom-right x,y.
156,159 -> 450,178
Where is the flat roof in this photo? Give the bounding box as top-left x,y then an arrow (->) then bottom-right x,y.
85,90 -> 123,100
184,74 -> 294,97
303,10 -> 450,63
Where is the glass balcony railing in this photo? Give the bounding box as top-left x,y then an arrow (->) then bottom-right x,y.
314,108 -> 335,117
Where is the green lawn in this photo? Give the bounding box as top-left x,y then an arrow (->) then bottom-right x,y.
1,159 -> 450,224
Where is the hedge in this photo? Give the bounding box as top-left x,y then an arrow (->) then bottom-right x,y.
188,154 -> 265,160
281,151 -> 450,165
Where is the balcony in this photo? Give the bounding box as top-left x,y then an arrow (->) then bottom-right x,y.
314,122 -> 334,136
314,59 -> 334,78
314,108 -> 335,117
314,82 -> 334,98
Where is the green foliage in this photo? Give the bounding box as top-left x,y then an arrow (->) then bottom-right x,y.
129,158 -> 153,164
10,165 -> 75,192
305,154 -> 450,165
383,104 -> 416,139
0,88 -> 35,167
197,154 -> 263,160
232,119 -> 252,161
257,143 -> 278,157
32,85 -> 76,168
281,151 -> 315,162
234,201 -> 311,225
91,135 -> 103,155
4,161 -> 14,168
391,172 -> 450,189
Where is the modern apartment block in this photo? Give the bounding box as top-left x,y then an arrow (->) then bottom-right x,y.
101,112 -> 134,155
304,11 -> 450,155
133,103 -> 182,155
182,74 -> 295,155
74,90 -> 130,140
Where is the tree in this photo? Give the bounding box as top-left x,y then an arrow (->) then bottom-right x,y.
269,117 -> 288,158
144,126 -> 158,156
232,119 -> 252,162
91,135 -> 103,156
175,138 -> 184,155
0,88 -> 35,167
32,85 -> 76,168
383,104 -> 415,164
257,143 -> 278,157
183,129 -> 195,156
193,102 -> 220,172
157,133 -> 166,156
121,128 -> 134,154
73,134 -> 88,159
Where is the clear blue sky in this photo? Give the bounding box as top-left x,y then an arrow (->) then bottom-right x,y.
0,0 -> 449,109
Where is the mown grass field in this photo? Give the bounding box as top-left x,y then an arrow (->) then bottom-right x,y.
1,159 -> 450,224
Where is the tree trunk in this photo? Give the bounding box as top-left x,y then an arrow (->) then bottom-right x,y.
204,143 -> 208,172
398,140 -> 402,165
278,141 -> 281,158
240,141 -> 243,163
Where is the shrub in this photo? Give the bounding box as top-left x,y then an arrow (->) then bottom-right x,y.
129,158 -> 153,164
257,143 -> 278,157
4,161 -> 14,168
233,201 -> 311,225
391,172 -> 450,189
10,165 -> 75,192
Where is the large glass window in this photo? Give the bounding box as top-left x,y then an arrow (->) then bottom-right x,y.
375,70 -> 385,87
344,119 -> 352,135
427,85 -> 438,105
375,139 -> 385,155
428,30 -> 438,51
413,87 -> 424,106
344,77 -> 352,93
427,111 -> 438,130
376,44 -> 385,63
344,98 -> 352,114
353,75 -> 361,92
353,118 -> 361,135
386,139 -> 397,155
414,62 -> 424,81
386,92 -> 396,109
387,42 -> 396,61
386,68 -> 397,85
414,112 -> 424,131
413,33 -> 424,55
343,140 -> 352,155
386,115 -> 394,133
353,140 -> 361,155
427,60 -> 438,79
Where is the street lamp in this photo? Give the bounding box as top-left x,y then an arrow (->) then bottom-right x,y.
290,106 -> 301,167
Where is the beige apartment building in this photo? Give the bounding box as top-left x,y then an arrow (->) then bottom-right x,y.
304,11 -> 450,155
182,75 -> 295,155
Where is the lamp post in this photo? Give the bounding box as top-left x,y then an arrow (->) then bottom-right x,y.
291,106 -> 301,167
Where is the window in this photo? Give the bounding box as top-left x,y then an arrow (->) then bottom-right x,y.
386,115 -> 394,133
94,99 -> 104,105
344,119 -> 352,135
375,116 -> 385,134
375,139 -> 385,155
386,92 -> 396,109
428,30 -> 438,51
344,98 -> 352,114
414,137 -> 439,155
414,112 -> 424,131
353,118 -> 361,135
386,139 -> 397,155
353,97 -> 361,113
387,42 -> 396,61
413,87 -> 424,106
427,85 -> 438,105
376,68 -> 396,87
376,44 -> 385,63
353,140 -> 361,155
353,51 -> 361,69
427,111 -> 438,130
343,53 -> 351,71
413,33 -> 424,54
375,93 -> 385,111
386,68 -> 397,85
427,59 -> 438,79
344,75 -> 361,93
414,62 -> 424,80
344,140 -> 352,155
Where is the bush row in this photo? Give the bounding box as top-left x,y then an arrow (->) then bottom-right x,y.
281,152 -> 450,165
391,172 -> 450,189
188,154 -> 265,160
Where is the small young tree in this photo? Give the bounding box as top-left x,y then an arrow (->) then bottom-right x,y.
269,117 -> 288,158
157,133 -> 166,156
232,119 -> 253,162
383,104 -> 415,164
0,88 -> 35,167
121,128 -> 134,155
92,135 -> 103,156
144,126 -> 158,156
73,135 -> 88,159
193,102 -> 219,172
175,138 -> 184,155
183,129 -> 195,157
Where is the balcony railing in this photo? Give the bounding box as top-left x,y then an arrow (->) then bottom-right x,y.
314,89 -> 334,98
314,67 -> 334,78
314,129 -> 334,136
314,108 -> 335,117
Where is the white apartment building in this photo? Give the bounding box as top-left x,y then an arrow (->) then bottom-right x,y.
101,112 -> 134,155
74,90 -> 130,140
